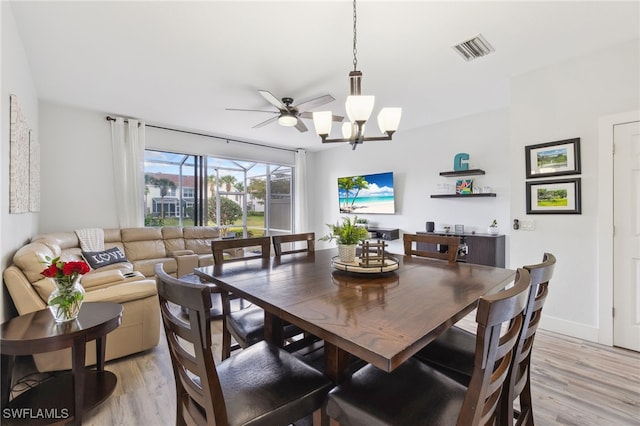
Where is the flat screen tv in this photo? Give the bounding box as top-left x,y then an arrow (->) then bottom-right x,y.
338,171 -> 395,214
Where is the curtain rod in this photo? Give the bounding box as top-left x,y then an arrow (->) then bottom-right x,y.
105,116 -> 298,153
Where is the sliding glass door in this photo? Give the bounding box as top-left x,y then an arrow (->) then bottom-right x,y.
144,150 -> 293,235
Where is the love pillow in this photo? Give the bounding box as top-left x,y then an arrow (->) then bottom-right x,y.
82,247 -> 129,270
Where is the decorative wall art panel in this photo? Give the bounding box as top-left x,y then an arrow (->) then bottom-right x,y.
9,94 -> 30,213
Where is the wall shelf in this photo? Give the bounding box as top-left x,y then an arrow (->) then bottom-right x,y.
439,169 -> 486,177
430,193 -> 496,198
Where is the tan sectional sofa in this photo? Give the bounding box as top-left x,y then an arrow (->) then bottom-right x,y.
3,226 -> 224,372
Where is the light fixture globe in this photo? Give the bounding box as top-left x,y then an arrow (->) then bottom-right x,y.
345,95 -> 375,123
313,111 -> 333,136
377,107 -> 402,133
278,113 -> 298,127
342,122 -> 354,139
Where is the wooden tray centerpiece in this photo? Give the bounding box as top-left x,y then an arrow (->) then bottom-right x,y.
331,240 -> 399,273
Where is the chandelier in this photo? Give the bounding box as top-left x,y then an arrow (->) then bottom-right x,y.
313,0 -> 402,150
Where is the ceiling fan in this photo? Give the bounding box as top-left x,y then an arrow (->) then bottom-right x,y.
226,90 -> 343,133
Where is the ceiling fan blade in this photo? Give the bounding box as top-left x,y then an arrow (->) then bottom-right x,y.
226,108 -> 279,114
299,112 -> 344,122
295,117 -> 308,133
258,90 -> 287,110
252,116 -> 279,128
294,94 -> 335,112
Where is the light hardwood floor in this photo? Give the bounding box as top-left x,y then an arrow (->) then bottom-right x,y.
10,318 -> 640,426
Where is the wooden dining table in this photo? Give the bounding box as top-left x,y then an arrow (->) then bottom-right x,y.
195,248 -> 515,382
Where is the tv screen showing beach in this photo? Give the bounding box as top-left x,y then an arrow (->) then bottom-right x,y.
338,172 -> 395,214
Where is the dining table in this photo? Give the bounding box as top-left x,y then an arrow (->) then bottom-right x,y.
195,248 -> 515,382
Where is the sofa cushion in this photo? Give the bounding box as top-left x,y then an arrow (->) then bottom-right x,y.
132,258 -> 177,277
32,277 -> 56,302
162,227 -> 187,254
104,228 -> 122,243
122,227 -> 163,241
122,228 -> 167,261
82,247 -> 129,270
32,232 -> 79,250
80,269 -> 125,289
13,242 -> 59,283
83,280 -> 158,304
183,226 -> 221,255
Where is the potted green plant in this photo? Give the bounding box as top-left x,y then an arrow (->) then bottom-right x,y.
488,219 -> 499,235
320,216 -> 369,263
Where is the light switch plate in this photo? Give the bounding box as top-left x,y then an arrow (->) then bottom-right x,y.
521,220 -> 535,231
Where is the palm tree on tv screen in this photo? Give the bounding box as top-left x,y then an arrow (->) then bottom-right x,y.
350,176 -> 370,208
338,177 -> 354,211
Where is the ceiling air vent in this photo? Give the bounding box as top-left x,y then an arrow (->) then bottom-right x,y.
453,34 -> 495,61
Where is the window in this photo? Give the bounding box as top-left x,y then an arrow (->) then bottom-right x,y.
144,150 -> 293,236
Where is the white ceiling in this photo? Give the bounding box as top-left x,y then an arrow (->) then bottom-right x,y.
9,1 -> 640,152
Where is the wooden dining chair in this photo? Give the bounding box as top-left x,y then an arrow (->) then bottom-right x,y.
212,236 -> 271,359
272,232 -> 315,256
325,268 -> 531,426
272,232 -> 319,350
403,233 -> 460,264
414,253 -> 556,426
154,264 -> 332,426
211,236 -> 271,266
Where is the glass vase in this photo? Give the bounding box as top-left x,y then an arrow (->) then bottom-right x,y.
48,277 -> 85,322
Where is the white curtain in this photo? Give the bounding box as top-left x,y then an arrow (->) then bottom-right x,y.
294,149 -> 309,232
110,117 -> 145,227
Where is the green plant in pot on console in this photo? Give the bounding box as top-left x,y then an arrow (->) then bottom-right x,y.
320,216 -> 369,263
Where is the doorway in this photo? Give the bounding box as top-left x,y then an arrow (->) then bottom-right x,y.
598,110 -> 640,350
613,120 -> 640,351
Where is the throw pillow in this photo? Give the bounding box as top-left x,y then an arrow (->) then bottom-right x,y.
82,247 -> 129,270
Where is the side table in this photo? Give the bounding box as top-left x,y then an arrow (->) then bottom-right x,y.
1,302 -> 123,425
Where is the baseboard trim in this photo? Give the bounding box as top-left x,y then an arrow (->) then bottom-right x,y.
539,315 -> 601,344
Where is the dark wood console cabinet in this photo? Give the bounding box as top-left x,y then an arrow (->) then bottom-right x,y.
416,231 -> 505,267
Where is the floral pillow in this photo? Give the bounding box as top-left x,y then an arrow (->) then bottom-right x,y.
81,247 -> 129,270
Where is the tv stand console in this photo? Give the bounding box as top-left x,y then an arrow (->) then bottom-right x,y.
367,227 -> 399,241
416,231 -> 505,267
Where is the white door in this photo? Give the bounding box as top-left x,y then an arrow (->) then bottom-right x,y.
613,120 -> 640,351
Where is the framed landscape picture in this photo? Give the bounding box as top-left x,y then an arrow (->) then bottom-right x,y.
526,178 -> 581,214
525,138 -> 581,179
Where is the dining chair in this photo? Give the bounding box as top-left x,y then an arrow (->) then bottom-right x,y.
272,232 -> 318,351
212,236 -> 271,359
403,233 -> 460,264
272,232 -> 315,256
211,236 -> 272,266
154,264 -> 332,426
325,268 -> 531,426
414,253 -> 556,426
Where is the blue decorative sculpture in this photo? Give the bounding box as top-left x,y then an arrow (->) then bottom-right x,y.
454,153 -> 470,171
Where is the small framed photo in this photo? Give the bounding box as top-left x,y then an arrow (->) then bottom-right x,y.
525,138 -> 581,179
526,178 -> 581,214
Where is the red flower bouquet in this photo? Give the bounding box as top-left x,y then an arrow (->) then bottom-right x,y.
41,256 -> 89,322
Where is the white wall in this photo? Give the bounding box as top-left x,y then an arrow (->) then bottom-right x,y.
37,102 -> 296,233
1,2 -> 39,320
508,39 -> 640,342
38,103 -> 117,232
309,108 -> 511,257
309,39 -> 640,344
